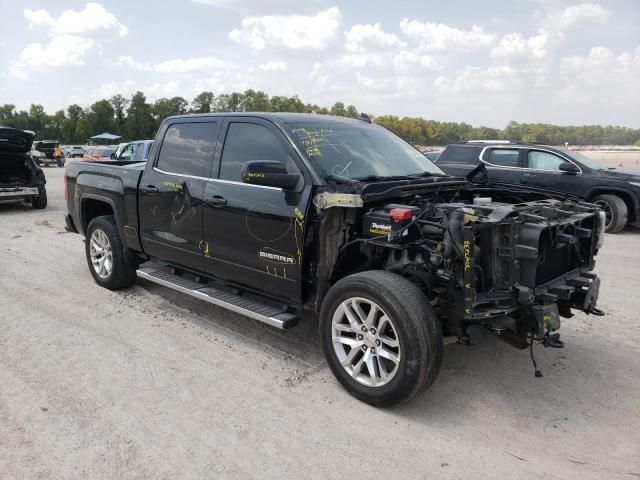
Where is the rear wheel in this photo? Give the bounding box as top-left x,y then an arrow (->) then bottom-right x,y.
593,194 -> 627,233
85,215 -> 137,290
320,270 -> 443,407
31,186 -> 47,209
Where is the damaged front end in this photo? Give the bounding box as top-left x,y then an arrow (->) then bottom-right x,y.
343,188 -> 605,355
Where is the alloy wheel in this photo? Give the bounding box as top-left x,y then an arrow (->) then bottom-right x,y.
89,228 -> 113,279
331,297 -> 401,387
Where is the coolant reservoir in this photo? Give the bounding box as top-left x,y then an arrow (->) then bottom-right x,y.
473,197 -> 492,205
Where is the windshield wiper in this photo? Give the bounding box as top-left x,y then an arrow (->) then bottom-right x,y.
326,174 -> 358,184
354,175 -> 416,182
407,171 -> 446,178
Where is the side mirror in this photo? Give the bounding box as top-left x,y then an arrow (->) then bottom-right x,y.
110,152 -> 117,160
559,162 -> 579,174
241,160 -> 300,190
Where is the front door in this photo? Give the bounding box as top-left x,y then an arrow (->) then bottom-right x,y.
202,118 -> 312,304
139,120 -> 220,272
522,149 -> 583,195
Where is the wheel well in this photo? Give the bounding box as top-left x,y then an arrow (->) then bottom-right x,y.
82,198 -> 114,233
589,190 -> 636,224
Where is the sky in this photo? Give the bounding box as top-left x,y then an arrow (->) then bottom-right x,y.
0,0 -> 638,128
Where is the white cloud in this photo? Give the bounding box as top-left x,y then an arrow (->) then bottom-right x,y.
338,53 -> 385,69
433,65 -> 540,95
399,19 -> 496,51
116,55 -> 150,71
154,56 -> 234,73
192,0 -> 323,14
10,35 -> 96,79
344,23 -> 406,52
24,2 -> 128,38
392,51 -> 440,72
258,61 -> 287,71
491,29 -> 549,60
115,55 -> 235,73
229,6 -> 341,50
546,2 -> 610,30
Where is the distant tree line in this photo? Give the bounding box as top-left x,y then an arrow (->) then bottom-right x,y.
1,89 -> 639,146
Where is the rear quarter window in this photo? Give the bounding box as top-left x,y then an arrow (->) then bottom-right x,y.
437,146 -> 481,164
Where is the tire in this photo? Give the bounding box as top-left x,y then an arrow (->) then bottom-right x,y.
31,186 -> 47,209
85,215 -> 137,290
319,270 -> 443,407
593,194 -> 627,233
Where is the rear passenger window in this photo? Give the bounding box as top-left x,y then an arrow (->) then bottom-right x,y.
219,123 -> 290,182
437,146 -> 480,164
156,123 -> 216,177
487,149 -> 520,167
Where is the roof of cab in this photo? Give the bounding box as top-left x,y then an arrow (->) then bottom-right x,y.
163,112 -> 368,125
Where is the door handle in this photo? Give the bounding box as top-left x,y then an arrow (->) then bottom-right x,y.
206,195 -> 227,206
141,185 -> 159,193
523,172 -> 536,178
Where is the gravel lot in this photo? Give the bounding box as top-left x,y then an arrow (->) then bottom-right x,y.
1,166 -> 639,480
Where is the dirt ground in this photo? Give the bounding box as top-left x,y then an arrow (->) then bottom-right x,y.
1,167 -> 639,480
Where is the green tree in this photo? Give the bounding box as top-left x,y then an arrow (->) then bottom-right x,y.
110,94 -> 129,134
330,102 -> 347,116
152,97 -> 188,127
191,91 -> 214,113
125,92 -> 155,139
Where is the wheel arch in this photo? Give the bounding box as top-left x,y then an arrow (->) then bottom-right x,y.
80,195 -> 126,241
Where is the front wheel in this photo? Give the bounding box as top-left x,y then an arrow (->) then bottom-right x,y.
320,270 -> 443,407
593,194 -> 628,233
85,215 -> 137,290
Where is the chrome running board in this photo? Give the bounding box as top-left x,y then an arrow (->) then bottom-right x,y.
137,266 -> 298,330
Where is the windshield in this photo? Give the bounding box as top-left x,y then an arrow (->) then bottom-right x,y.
286,121 -> 445,179
560,149 -> 605,170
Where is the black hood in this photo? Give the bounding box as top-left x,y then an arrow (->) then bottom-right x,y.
593,168 -> 640,182
0,127 -> 35,153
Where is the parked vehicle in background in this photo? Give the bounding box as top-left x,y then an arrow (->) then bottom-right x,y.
435,140 -> 640,233
0,127 -> 47,209
114,142 -> 129,157
30,140 -> 60,166
82,146 -> 117,162
112,140 -> 154,162
63,145 -> 85,158
424,150 -> 441,162
65,113 -> 605,406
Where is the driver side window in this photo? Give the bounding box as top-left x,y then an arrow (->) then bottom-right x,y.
527,151 -> 569,171
219,123 -> 291,182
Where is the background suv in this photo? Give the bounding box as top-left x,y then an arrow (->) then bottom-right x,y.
436,141 -> 640,233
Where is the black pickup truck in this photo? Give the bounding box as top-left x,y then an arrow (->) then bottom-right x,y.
65,113 -> 605,406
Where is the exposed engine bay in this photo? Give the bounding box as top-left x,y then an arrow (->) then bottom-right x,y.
312,179 -> 605,369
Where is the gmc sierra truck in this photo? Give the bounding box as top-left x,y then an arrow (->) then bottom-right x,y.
65,113 -> 605,406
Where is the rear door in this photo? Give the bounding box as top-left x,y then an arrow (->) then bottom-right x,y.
480,147 -> 523,185
138,119 -> 220,272
201,117 -> 312,304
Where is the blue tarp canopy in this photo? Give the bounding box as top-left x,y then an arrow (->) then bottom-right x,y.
90,132 -> 122,140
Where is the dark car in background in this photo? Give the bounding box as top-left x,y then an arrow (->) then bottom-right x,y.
113,140 -> 153,162
0,127 -> 47,209
435,141 -> 640,233
83,146 -> 117,162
